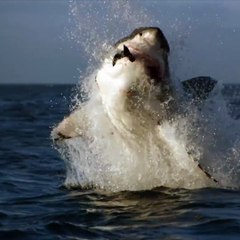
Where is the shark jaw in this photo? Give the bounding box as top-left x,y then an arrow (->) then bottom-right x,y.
95,27 -> 172,131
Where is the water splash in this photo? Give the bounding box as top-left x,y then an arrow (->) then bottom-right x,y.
187,88 -> 240,188
55,0 -> 240,191
67,0 -> 155,64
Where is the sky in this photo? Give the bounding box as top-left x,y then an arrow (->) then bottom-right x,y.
0,0 -> 239,84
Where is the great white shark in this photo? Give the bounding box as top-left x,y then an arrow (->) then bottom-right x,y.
52,27 -> 218,185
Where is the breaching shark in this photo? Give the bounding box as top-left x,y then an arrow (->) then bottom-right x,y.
52,27 -> 218,186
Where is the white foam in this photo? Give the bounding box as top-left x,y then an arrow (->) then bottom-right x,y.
55,0 -> 240,191
57,68 -> 216,191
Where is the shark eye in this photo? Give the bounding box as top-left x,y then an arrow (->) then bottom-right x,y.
139,32 -> 142,37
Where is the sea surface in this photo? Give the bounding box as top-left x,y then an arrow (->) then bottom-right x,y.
1,84 -> 240,240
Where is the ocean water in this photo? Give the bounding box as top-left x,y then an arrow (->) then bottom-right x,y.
1,84 -> 240,240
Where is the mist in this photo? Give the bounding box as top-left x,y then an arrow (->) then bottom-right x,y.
0,0 -> 239,84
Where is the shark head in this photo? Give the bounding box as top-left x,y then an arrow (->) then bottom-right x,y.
96,27 -> 172,115
115,27 -> 169,57
52,27 -> 172,142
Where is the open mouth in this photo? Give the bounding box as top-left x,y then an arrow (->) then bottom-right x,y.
113,45 -> 163,85
112,45 -> 135,66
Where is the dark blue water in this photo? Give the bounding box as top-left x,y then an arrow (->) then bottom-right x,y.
1,84 -> 240,240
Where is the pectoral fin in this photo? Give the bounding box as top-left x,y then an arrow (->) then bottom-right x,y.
182,76 -> 217,101
51,109 -> 88,142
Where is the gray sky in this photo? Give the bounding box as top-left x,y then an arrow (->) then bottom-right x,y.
0,0 -> 239,84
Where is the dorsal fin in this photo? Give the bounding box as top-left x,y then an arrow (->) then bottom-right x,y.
182,76 -> 217,101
